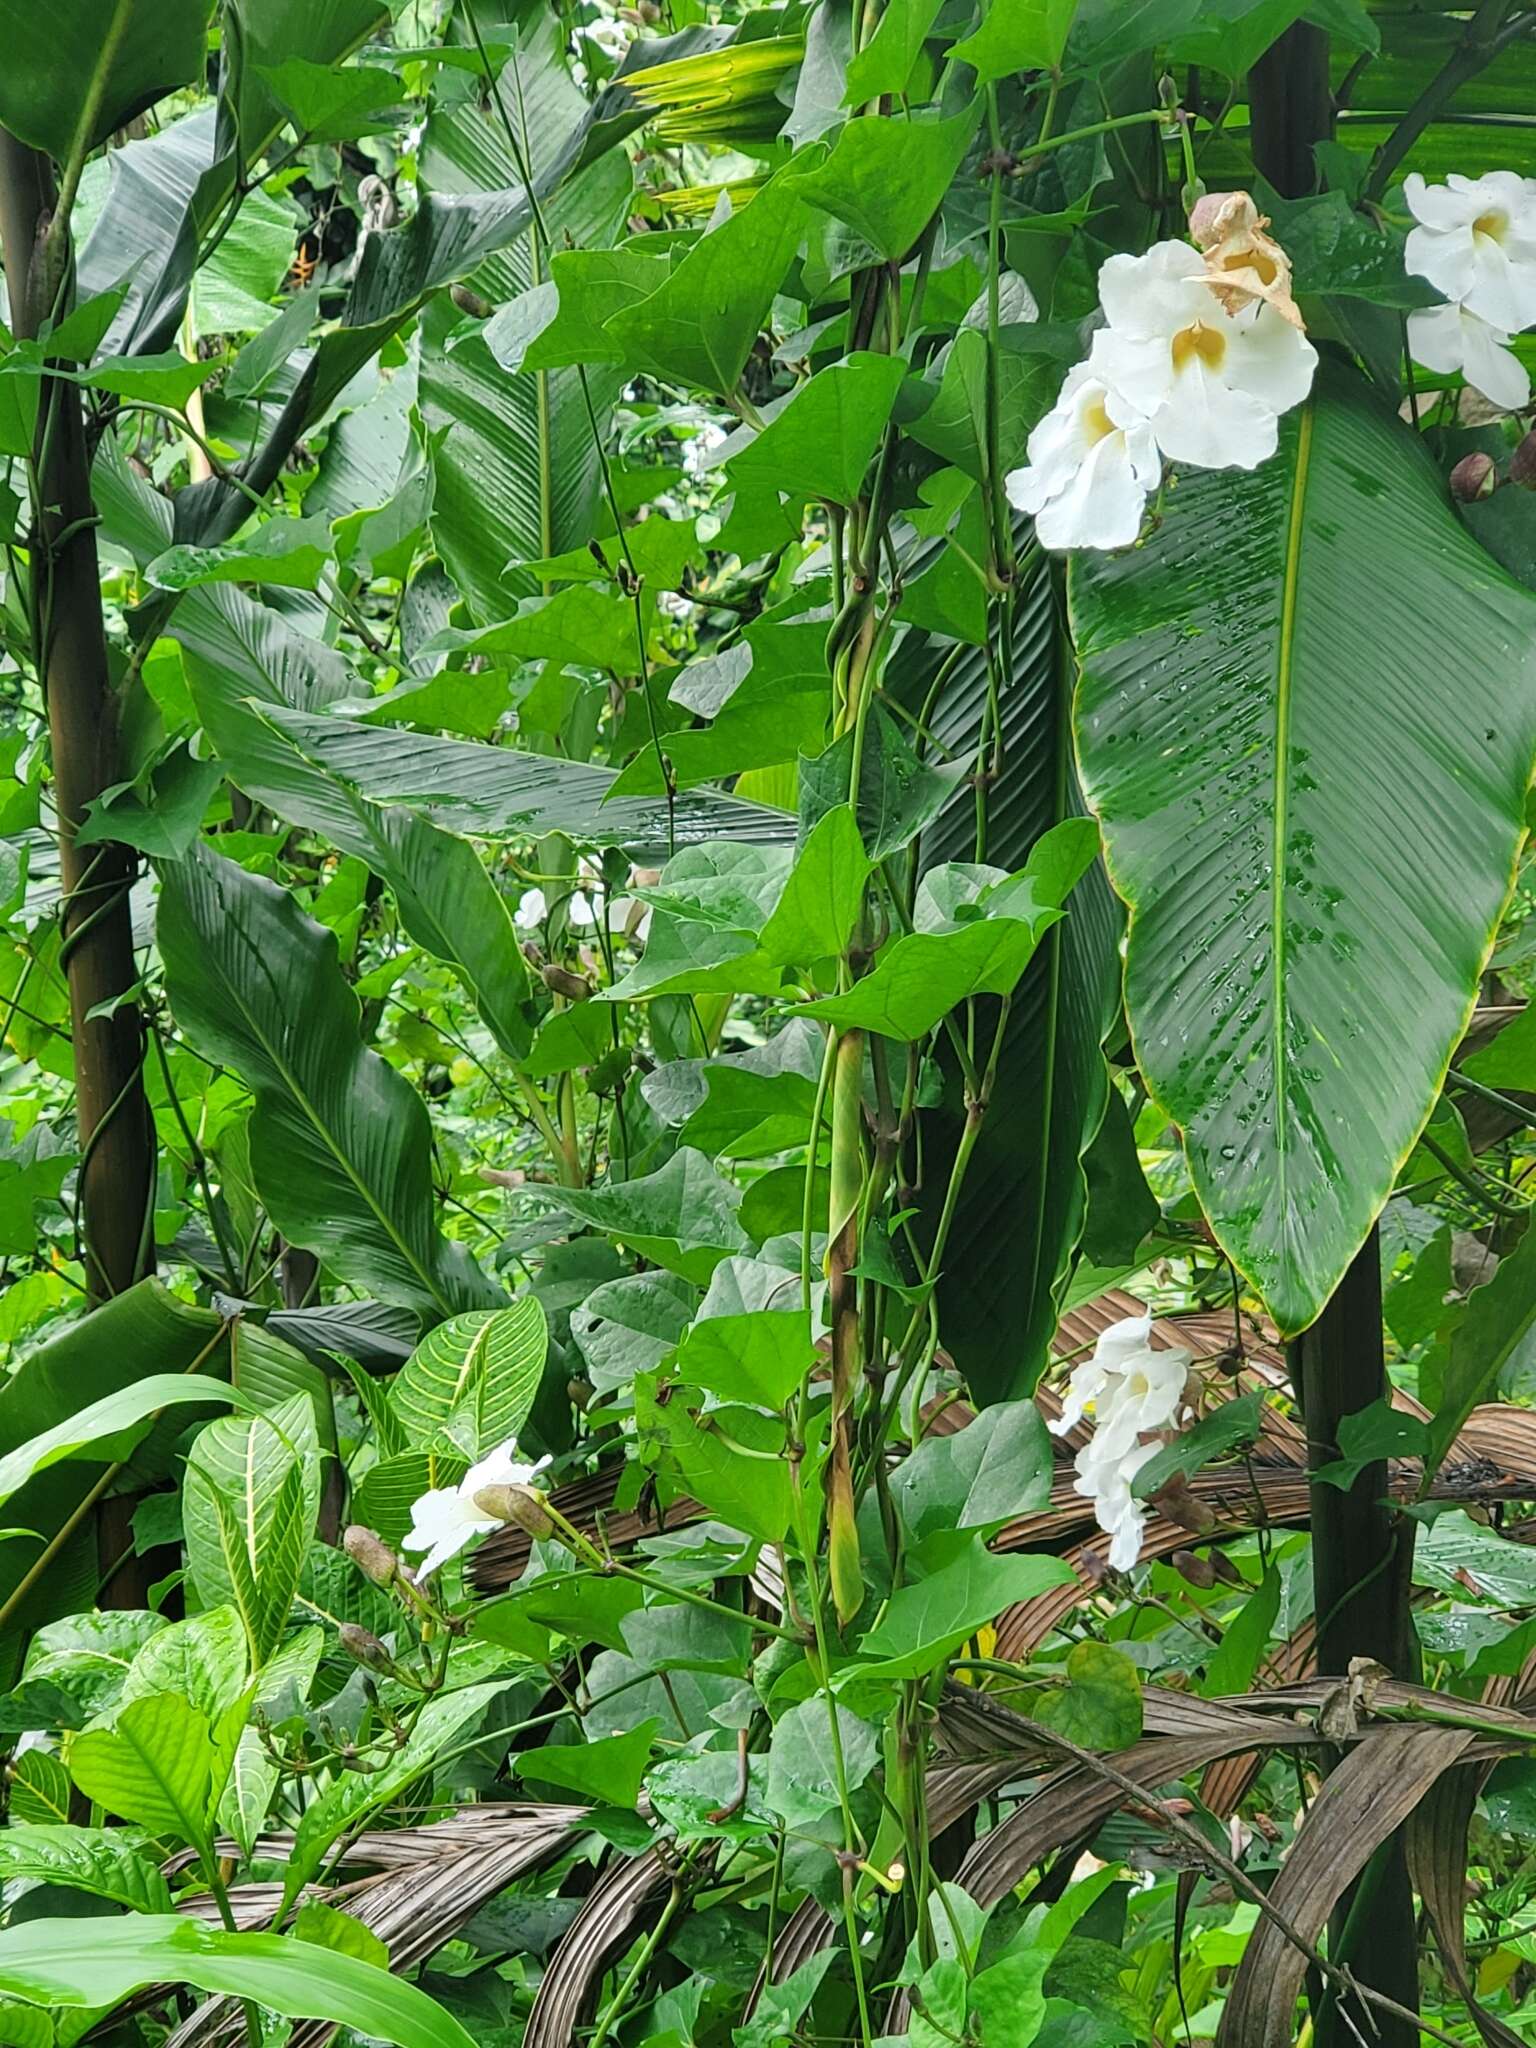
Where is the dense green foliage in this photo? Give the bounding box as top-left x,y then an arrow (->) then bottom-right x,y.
2,4 -> 1536,2047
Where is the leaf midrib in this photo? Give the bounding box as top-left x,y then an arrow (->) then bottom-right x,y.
1269,404 -> 1314,1254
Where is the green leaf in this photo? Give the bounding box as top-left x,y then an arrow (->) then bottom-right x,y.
0,1375 -> 241,1511
260,57 -> 404,141
1466,1004 -> 1536,1090
146,518 -> 334,594
855,1544 -> 1075,1680
570,1272 -> 698,1396
605,166 -> 809,395
673,1257 -> 813,1409
765,1698 -> 879,1827
1202,1566 -> 1280,1698
791,107 -> 980,263
392,1300 -> 548,1459
0,0 -> 215,159
284,1681 -> 511,1908
1069,365 -> 1536,1335
722,354 -> 906,507
1131,1393 -> 1264,1499
119,1605 -> 250,1722
1420,1223 -> 1536,1471
890,1400 -> 1054,1546
352,1445 -> 468,1550
636,1381 -> 795,1543
952,0 -> 1080,82
1034,1642 -> 1142,1752
69,1692 -> 216,1852
758,806 -> 871,967
552,1149 -> 750,1283
183,1395 -> 320,1666
797,820 -> 1098,1037
514,1720 -> 659,1808
158,841 -> 498,1319
844,0 -> 945,102
0,1918 -> 475,2048
0,1825 -> 174,1914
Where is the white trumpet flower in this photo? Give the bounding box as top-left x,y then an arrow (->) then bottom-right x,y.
1089,240 -> 1318,471
1049,1313 -> 1189,1570
403,1440 -> 552,1577
1005,365 -> 1162,552
1406,300 -> 1531,411
1404,171 -> 1536,335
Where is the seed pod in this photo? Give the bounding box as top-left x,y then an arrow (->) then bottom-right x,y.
1450,450 -> 1498,502
338,1624 -> 394,1674
541,963 -> 592,1002
472,1482 -> 555,1540
343,1525 -> 398,1588
1510,429 -> 1536,490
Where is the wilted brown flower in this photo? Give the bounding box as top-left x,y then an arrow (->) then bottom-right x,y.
1191,190 -> 1305,329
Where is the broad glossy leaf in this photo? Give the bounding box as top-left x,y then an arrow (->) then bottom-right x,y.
183,1395 -> 320,1666
1420,1219 -> 1536,1471
250,704 -> 797,859
673,1257 -> 811,1409
69,1692 -> 215,1849
889,1400 -> 1054,1545
1034,1641 -> 1142,1751
0,1824 -> 173,1914
146,518 -> 334,593
0,1283 -> 231,1670
418,12 -> 631,620
0,1918 -> 475,2048
798,820 -> 1097,1037
765,1698 -> 879,1827
0,1375 -> 241,1509
570,1271 -> 697,1395
392,1299 -> 548,1457
791,107 -> 980,263
351,1445 -> 468,1550
1070,367 -> 1536,1333
721,354 -> 906,506
853,1544 -> 1074,1680
514,1720 -> 657,1808
158,842 -> 499,1318
951,0 -> 1078,79
0,0 -> 214,159
636,1381 -> 794,1542
844,0 -> 945,102
605,167 -> 809,394
553,1149 -> 750,1283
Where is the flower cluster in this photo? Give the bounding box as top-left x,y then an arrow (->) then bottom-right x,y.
1007,193 -> 1317,552
1404,173 -> 1536,412
404,1438 -> 552,1577
1048,1314 -> 1190,1570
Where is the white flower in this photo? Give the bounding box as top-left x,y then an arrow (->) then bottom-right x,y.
1049,1313 -> 1189,1571
1404,172 -> 1536,334
1090,240 -> 1318,471
402,1439 -> 551,1577
1005,365 -> 1161,552
514,886 -> 547,931
582,14 -> 633,61
1406,300 -> 1531,411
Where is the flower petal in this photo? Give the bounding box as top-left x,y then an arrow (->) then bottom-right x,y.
1097,240 -> 1212,340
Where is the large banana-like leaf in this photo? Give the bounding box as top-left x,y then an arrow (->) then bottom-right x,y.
895,550 -> 1122,1403
0,1284 -> 232,1677
417,3 -> 632,620
0,0 -> 214,162
1069,365 -> 1536,1334
91,447 -> 535,1060
157,843 -> 501,1321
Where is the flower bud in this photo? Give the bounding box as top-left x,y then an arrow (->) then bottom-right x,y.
1171,1549 -> 1216,1589
1450,450 -> 1498,502
343,1525 -> 398,1588
1510,429 -> 1536,490
338,1624 -> 395,1674
472,1482 -> 555,1539
450,283 -> 494,320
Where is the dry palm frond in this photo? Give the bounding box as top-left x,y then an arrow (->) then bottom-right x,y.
523,1845 -> 690,2048
165,1806 -> 585,2048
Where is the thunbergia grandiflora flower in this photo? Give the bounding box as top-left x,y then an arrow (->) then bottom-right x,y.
1048,1314 -> 1190,1570
1404,172 -> 1536,410
1007,193 -> 1317,552
404,1439 -> 552,1576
